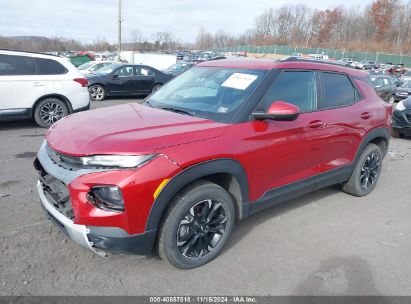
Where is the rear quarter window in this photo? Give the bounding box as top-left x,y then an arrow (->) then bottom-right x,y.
34,58 -> 68,75
319,72 -> 356,108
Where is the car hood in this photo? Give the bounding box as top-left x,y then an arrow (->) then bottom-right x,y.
46,103 -> 228,156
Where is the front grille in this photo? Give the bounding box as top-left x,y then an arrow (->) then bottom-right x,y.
35,159 -> 74,220
46,144 -> 83,171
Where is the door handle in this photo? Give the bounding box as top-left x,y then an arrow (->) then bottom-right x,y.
308,120 -> 325,129
33,82 -> 45,87
360,112 -> 372,120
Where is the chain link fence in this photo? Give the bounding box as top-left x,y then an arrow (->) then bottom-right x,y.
213,45 -> 411,67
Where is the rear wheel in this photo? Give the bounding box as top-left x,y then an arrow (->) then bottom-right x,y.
89,85 -> 105,101
34,98 -> 69,128
342,143 -> 382,197
158,181 -> 235,269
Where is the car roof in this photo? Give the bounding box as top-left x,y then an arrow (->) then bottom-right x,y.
198,58 -> 368,77
0,49 -> 63,59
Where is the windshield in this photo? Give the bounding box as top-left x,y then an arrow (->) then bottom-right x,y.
94,64 -> 122,75
77,61 -> 95,70
145,67 -> 268,123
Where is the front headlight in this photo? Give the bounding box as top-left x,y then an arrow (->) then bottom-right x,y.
396,100 -> 406,111
87,186 -> 124,212
81,154 -> 155,168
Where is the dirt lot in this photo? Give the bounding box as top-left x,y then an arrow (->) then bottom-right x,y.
1,99 -> 411,296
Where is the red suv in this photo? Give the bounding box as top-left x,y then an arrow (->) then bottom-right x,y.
34,59 -> 392,269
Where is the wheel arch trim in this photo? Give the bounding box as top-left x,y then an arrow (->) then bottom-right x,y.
354,127 -> 390,162
145,158 -> 249,232
32,94 -> 73,115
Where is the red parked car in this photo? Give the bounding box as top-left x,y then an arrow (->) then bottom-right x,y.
35,58 -> 392,269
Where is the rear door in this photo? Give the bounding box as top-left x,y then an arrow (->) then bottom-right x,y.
317,71 -> 363,175
135,66 -> 155,93
0,54 -> 46,111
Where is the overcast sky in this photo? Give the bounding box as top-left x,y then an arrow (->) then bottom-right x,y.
0,0 -> 371,43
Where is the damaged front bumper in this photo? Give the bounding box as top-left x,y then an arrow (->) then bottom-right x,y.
35,140 -> 157,256
37,180 -> 107,256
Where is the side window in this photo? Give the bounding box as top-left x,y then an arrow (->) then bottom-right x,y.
89,63 -> 105,72
261,71 -> 317,113
319,72 -> 356,108
136,66 -> 155,76
34,58 -> 67,75
116,66 -> 133,77
0,54 -> 36,76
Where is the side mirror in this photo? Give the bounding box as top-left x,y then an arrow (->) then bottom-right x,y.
252,101 -> 300,121
112,74 -> 119,80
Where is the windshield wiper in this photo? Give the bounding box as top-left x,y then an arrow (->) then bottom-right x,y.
160,107 -> 194,116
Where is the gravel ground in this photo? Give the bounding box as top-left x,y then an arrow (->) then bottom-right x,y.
0,99 -> 411,296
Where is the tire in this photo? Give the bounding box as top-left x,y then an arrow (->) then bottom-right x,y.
34,98 -> 69,128
152,84 -> 162,93
158,180 -> 235,269
341,143 -> 382,197
89,85 -> 105,101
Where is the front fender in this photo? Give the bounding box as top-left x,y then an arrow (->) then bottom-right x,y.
145,158 -> 249,231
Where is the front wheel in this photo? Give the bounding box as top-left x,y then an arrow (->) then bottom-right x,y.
89,85 -> 105,101
158,181 -> 235,269
342,143 -> 382,197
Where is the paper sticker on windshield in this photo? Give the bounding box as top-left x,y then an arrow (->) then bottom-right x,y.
221,73 -> 258,90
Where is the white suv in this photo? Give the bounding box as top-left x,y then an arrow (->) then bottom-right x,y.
0,50 -> 90,127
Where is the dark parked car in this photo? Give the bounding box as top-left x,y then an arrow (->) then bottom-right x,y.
163,61 -> 195,77
87,64 -> 173,101
391,97 -> 411,137
370,75 -> 397,103
394,81 -> 411,102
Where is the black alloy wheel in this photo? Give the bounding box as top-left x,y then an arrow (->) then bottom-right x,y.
360,152 -> 380,190
176,199 -> 227,258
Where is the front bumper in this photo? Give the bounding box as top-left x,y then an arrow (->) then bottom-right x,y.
37,180 -> 103,255
35,140 -> 159,256
38,180 -> 156,255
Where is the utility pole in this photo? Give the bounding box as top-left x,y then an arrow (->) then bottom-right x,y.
117,0 -> 122,54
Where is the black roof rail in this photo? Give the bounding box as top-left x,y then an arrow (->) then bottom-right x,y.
278,56 -> 356,68
0,48 -> 61,58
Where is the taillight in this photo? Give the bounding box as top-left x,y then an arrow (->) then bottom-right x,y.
73,78 -> 88,87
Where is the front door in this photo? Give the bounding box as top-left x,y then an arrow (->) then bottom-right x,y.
107,65 -> 135,95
